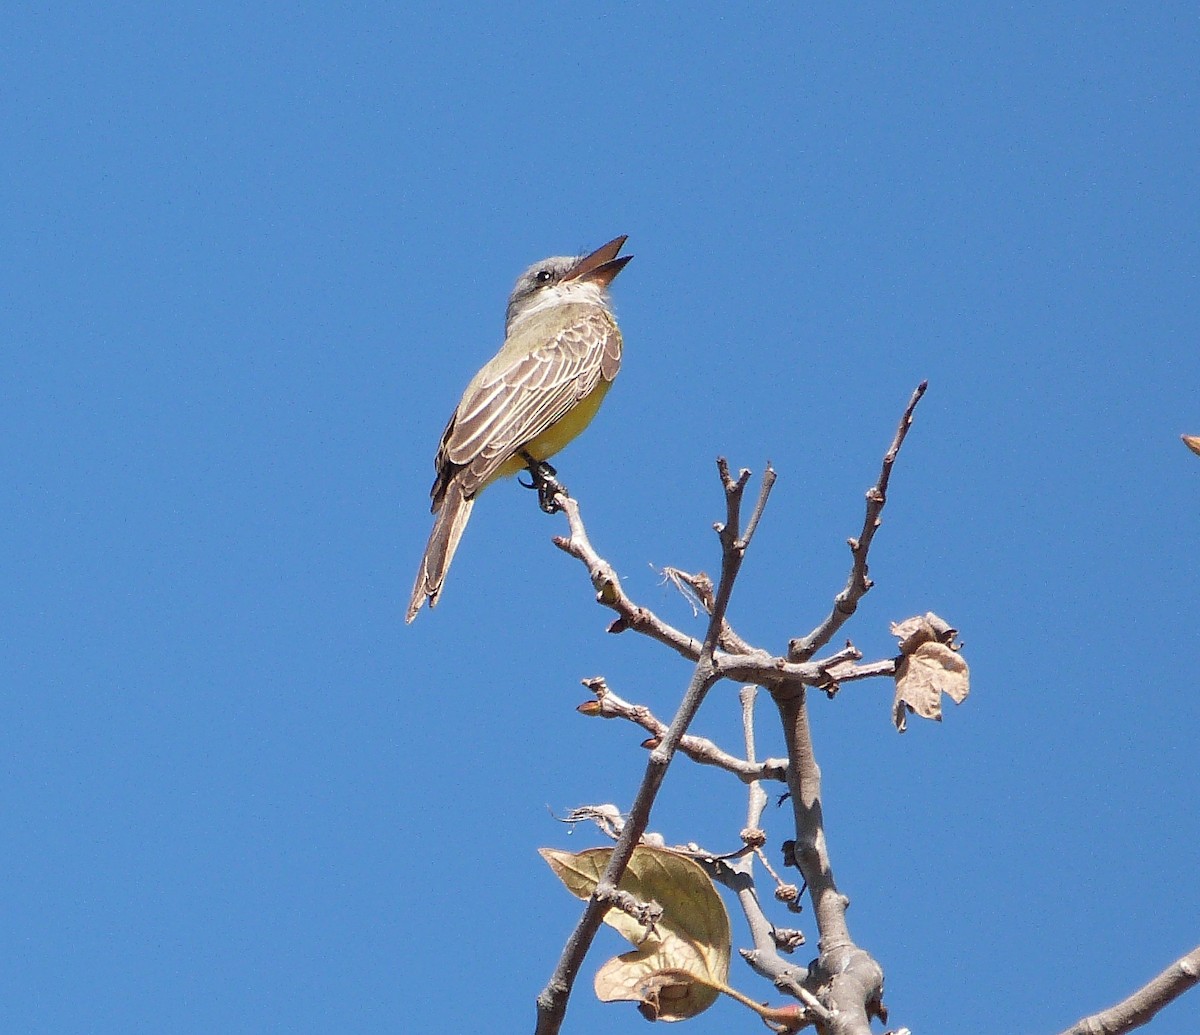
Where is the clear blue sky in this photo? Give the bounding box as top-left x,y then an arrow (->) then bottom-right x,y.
3,5 -> 1198,1033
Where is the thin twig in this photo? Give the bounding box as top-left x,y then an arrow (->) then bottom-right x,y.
559,532 -> 889,692
555,487 -> 906,699
553,498 -> 704,661
738,463 -> 776,550
535,461 -> 770,1035
1056,945 -> 1200,1035
740,686 -> 771,821
660,564 -> 759,657
579,677 -> 787,783
789,382 -> 927,663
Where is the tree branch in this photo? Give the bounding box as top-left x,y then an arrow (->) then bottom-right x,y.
578,676 -> 788,783
789,381 -> 927,663
764,387 -> 933,1033
1056,945 -> 1200,1035
535,461 -> 771,1035
775,687 -> 885,1035
734,686 -> 828,1028
553,498 -> 704,661
539,392 -> 933,1032
554,470 -> 910,701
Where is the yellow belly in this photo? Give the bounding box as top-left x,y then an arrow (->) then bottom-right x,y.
485,379 -> 613,486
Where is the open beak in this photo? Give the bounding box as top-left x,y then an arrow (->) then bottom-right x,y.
563,234 -> 632,288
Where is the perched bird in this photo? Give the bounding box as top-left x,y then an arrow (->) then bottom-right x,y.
406,235 -> 632,623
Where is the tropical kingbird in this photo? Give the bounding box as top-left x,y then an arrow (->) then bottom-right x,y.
406,234 -> 632,622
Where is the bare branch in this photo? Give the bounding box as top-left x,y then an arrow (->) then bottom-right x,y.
553,497 -> 704,660
558,525 -> 900,694
738,462 -> 776,550
745,386 -> 931,1031
740,686 -> 771,823
694,843 -> 822,1027
535,461 -> 772,1035
556,483 -> 908,700
1056,945 -> 1200,1035
579,677 -> 788,783
817,642 -> 863,668
789,382 -> 927,663
824,658 -> 898,685
668,691 -> 828,1032
715,651 -> 895,691
540,404 -> 937,1030
659,564 -> 760,657
772,686 -> 886,1033
659,565 -> 711,615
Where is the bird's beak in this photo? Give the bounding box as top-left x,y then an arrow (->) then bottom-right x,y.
563,234 -> 632,287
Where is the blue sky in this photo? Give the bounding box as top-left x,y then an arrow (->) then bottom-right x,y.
3,4 -> 1198,1033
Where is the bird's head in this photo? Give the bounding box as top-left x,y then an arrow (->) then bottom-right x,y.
505,235 -> 631,333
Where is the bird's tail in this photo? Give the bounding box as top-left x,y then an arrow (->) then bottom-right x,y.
406,483 -> 475,623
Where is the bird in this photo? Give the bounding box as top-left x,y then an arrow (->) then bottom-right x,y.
406,235 -> 632,623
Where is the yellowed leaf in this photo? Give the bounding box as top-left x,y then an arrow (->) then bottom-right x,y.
541,845 -> 731,1020
539,847 -> 648,945
1183,434 -> 1200,457
595,957 -> 718,1021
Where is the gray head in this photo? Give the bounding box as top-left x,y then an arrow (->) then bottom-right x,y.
504,235 -> 632,334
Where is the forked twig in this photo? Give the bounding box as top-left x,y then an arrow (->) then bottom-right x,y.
535,461 -> 771,1035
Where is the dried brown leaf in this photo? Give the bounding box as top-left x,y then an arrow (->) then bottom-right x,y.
890,612 -> 958,653
893,642 -> 971,731
889,614 -> 930,651
540,845 -> 732,1020
595,957 -> 719,1022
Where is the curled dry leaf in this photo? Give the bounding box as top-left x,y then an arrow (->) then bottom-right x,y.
540,845 -> 731,1021
890,612 -> 970,732
1183,434 -> 1200,457
890,612 -> 957,654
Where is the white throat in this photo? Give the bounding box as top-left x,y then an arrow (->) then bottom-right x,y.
508,279 -> 609,331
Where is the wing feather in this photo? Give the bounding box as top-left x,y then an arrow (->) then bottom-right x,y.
431,308 -> 620,502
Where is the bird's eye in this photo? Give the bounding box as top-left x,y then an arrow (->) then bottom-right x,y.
536,269 -> 554,284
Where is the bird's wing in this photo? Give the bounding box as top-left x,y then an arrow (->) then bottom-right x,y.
433,307 -> 621,501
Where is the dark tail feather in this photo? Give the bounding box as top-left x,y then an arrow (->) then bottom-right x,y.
406,483 -> 474,623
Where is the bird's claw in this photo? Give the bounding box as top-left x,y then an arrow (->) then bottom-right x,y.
519,453 -> 567,513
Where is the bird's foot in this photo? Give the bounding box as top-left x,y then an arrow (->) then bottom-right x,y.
518,452 -> 568,513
